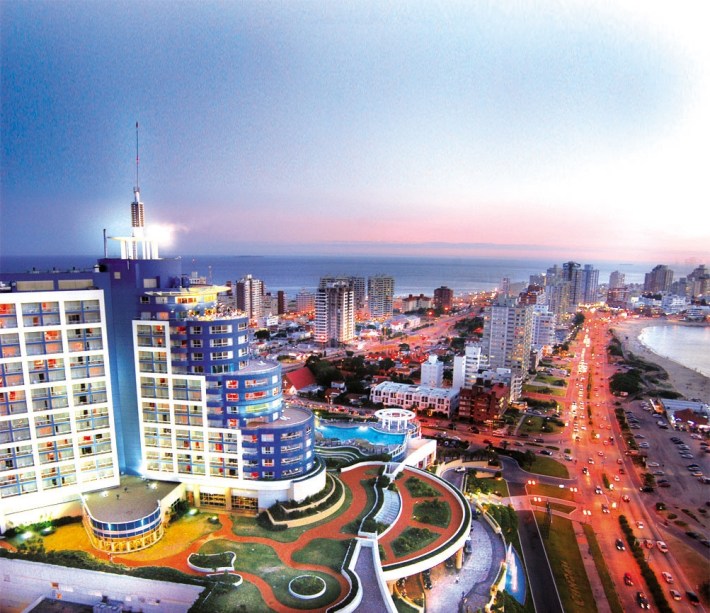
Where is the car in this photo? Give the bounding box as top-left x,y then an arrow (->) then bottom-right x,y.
539,449 -> 553,456
669,589 -> 681,601
639,442 -> 650,448
637,591 -> 650,609
658,481 -> 671,488
598,451 -> 604,456
582,467 -> 589,475
454,466 -> 466,473
662,571 -> 674,584
602,504 -> 610,513
686,591 -> 700,606
640,486 -> 654,493
624,572 -> 633,586
622,495 -> 630,502
619,467 -> 626,474
685,531 -> 701,539
647,462 -> 660,467
657,540 -> 669,553
636,520 -> 644,529
691,471 -> 704,477
615,538 -> 626,551
595,486 -> 603,494
614,475 -> 620,482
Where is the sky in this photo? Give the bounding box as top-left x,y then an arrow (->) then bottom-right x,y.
1,1 -> 708,266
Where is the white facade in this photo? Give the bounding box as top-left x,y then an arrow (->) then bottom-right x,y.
481,299 -> 533,377
532,308 -> 556,350
370,381 -> 459,417
315,281 -> 355,346
236,274 -> 264,323
452,344 -> 484,390
368,275 -> 395,319
420,355 -> 443,387
0,291 -> 119,533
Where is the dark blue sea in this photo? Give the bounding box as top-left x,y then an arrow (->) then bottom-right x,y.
0,254 -> 653,298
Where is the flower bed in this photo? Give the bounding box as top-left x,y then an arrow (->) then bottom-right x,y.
187,550 -> 236,573
288,574 -> 327,600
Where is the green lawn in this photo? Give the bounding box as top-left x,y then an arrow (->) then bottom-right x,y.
231,477 -> 354,543
412,499 -> 451,528
391,527 -> 440,557
191,578 -> 275,613
534,513 -> 596,613
198,539 -> 341,610
527,457 -> 569,478
404,476 -> 441,497
532,482 -> 576,501
583,524 -> 624,613
291,537 -> 350,572
530,500 -> 576,515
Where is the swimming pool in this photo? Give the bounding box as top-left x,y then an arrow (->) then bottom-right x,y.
316,423 -> 406,447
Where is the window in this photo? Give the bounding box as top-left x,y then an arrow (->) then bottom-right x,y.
225,380 -> 238,389
190,326 -> 202,334
191,339 -> 203,348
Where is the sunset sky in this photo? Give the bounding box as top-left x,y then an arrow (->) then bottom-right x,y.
1,1 -> 708,264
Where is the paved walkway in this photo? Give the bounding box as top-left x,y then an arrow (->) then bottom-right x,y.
425,512 -> 506,613
2,464 -> 477,612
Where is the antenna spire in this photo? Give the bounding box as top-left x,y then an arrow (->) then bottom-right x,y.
135,121 -> 140,193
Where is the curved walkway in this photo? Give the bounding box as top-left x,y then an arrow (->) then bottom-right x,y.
3,464 -> 476,612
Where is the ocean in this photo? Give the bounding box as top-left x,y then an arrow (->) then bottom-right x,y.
639,325 -> 710,378
0,254 -> 653,298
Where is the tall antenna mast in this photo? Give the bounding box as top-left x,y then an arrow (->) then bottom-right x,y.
130,121 -> 145,258
135,121 -> 140,193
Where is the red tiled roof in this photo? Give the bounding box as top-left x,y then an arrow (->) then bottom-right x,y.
283,366 -> 317,390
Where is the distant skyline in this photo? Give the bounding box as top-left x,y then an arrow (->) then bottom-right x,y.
1,1 -> 708,263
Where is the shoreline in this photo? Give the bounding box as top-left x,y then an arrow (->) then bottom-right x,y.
611,317 -> 710,402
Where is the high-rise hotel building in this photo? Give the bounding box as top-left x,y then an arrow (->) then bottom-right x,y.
0,183 -> 324,534
0,289 -> 118,531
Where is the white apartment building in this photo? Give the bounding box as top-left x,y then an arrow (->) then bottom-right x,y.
420,354 -> 443,387
481,298 -> 533,399
452,344 -> 484,390
370,381 -> 459,418
235,274 -> 264,323
0,291 -> 119,532
314,281 -> 355,347
367,275 -> 395,319
532,307 -> 557,350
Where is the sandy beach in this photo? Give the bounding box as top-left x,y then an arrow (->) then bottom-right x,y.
611,317 -> 710,403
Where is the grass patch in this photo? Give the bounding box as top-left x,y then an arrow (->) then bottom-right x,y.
291,538 -> 350,572
583,525 -> 624,613
527,456 -> 569,478
198,539 -> 340,610
232,479 -> 354,543
404,476 -> 440,498
534,512 -> 596,613
533,483 -> 575,501
530,500 -> 576,515
391,527 -> 440,557
191,578 -> 274,613
412,499 -> 451,528
342,478 -> 377,534
518,416 -> 545,434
